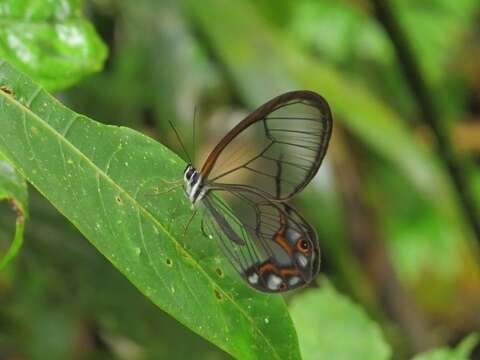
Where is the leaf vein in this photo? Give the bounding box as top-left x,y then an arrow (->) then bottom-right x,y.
1,92 -> 282,360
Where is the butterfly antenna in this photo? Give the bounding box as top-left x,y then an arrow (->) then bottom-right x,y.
168,119 -> 192,164
193,105 -> 198,165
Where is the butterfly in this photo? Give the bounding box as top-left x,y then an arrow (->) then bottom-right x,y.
182,90 -> 332,293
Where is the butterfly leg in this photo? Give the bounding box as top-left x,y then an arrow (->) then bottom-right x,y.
162,178 -> 183,185
200,212 -> 213,239
144,182 -> 183,197
183,209 -> 198,236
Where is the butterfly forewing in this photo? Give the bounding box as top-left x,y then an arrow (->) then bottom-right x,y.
201,189 -> 320,292
201,91 -> 332,200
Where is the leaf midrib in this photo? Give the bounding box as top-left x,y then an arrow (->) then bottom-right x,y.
0,88 -> 283,360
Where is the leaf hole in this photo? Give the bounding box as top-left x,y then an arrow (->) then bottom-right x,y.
214,288 -> 223,301
166,258 -> 173,267
0,85 -> 14,96
215,268 -> 224,278
115,195 -> 123,204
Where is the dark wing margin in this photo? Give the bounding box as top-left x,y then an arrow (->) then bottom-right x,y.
202,189 -> 320,293
200,91 -> 332,201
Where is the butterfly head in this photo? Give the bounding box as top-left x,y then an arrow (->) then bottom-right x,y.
184,164 -> 195,182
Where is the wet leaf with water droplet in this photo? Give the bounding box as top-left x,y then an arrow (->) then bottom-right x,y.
0,0 -> 107,91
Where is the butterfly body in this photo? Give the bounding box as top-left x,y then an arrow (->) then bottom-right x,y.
184,165 -> 208,206
180,90 -> 332,293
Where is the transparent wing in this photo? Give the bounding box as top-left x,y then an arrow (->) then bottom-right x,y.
201,91 -> 332,201
201,188 -> 320,293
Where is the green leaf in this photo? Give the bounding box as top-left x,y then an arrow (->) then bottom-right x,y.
411,333 -> 479,360
0,147 -> 28,270
0,60 -> 301,360
290,281 -> 391,360
0,0 -> 107,91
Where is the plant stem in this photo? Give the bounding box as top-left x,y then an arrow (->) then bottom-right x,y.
371,0 -> 480,243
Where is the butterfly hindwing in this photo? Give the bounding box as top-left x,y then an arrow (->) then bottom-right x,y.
202,189 -> 320,293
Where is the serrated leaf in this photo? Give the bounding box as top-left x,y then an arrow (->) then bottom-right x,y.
290,282 -> 391,360
0,149 -> 28,270
0,61 -> 301,360
411,333 -> 479,360
0,0 -> 107,91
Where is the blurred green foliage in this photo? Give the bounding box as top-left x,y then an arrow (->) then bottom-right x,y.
1,0 -> 480,359
411,333 -> 480,360
0,0 -> 107,90
290,281 -> 391,360
0,152 -> 27,270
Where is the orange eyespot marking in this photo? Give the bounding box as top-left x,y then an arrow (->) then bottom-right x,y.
279,282 -> 288,290
259,262 -> 280,274
296,238 -> 310,253
274,233 -> 293,255
280,267 -> 300,277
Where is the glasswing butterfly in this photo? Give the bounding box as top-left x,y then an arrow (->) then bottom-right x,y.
182,90 -> 332,293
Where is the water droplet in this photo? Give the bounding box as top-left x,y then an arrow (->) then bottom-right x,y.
133,247 -> 141,256
264,317 -> 269,324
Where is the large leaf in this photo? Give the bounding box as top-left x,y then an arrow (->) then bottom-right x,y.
290,281 -> 391,360
0,61 -> 301,360
0,149 -> 28,270
0,190 -> 229,359
0,0 -> 107,91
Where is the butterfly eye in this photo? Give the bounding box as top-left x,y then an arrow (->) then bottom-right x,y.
184,166 -> 195,180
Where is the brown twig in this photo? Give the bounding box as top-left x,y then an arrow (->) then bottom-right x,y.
371,0 -> 480,243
